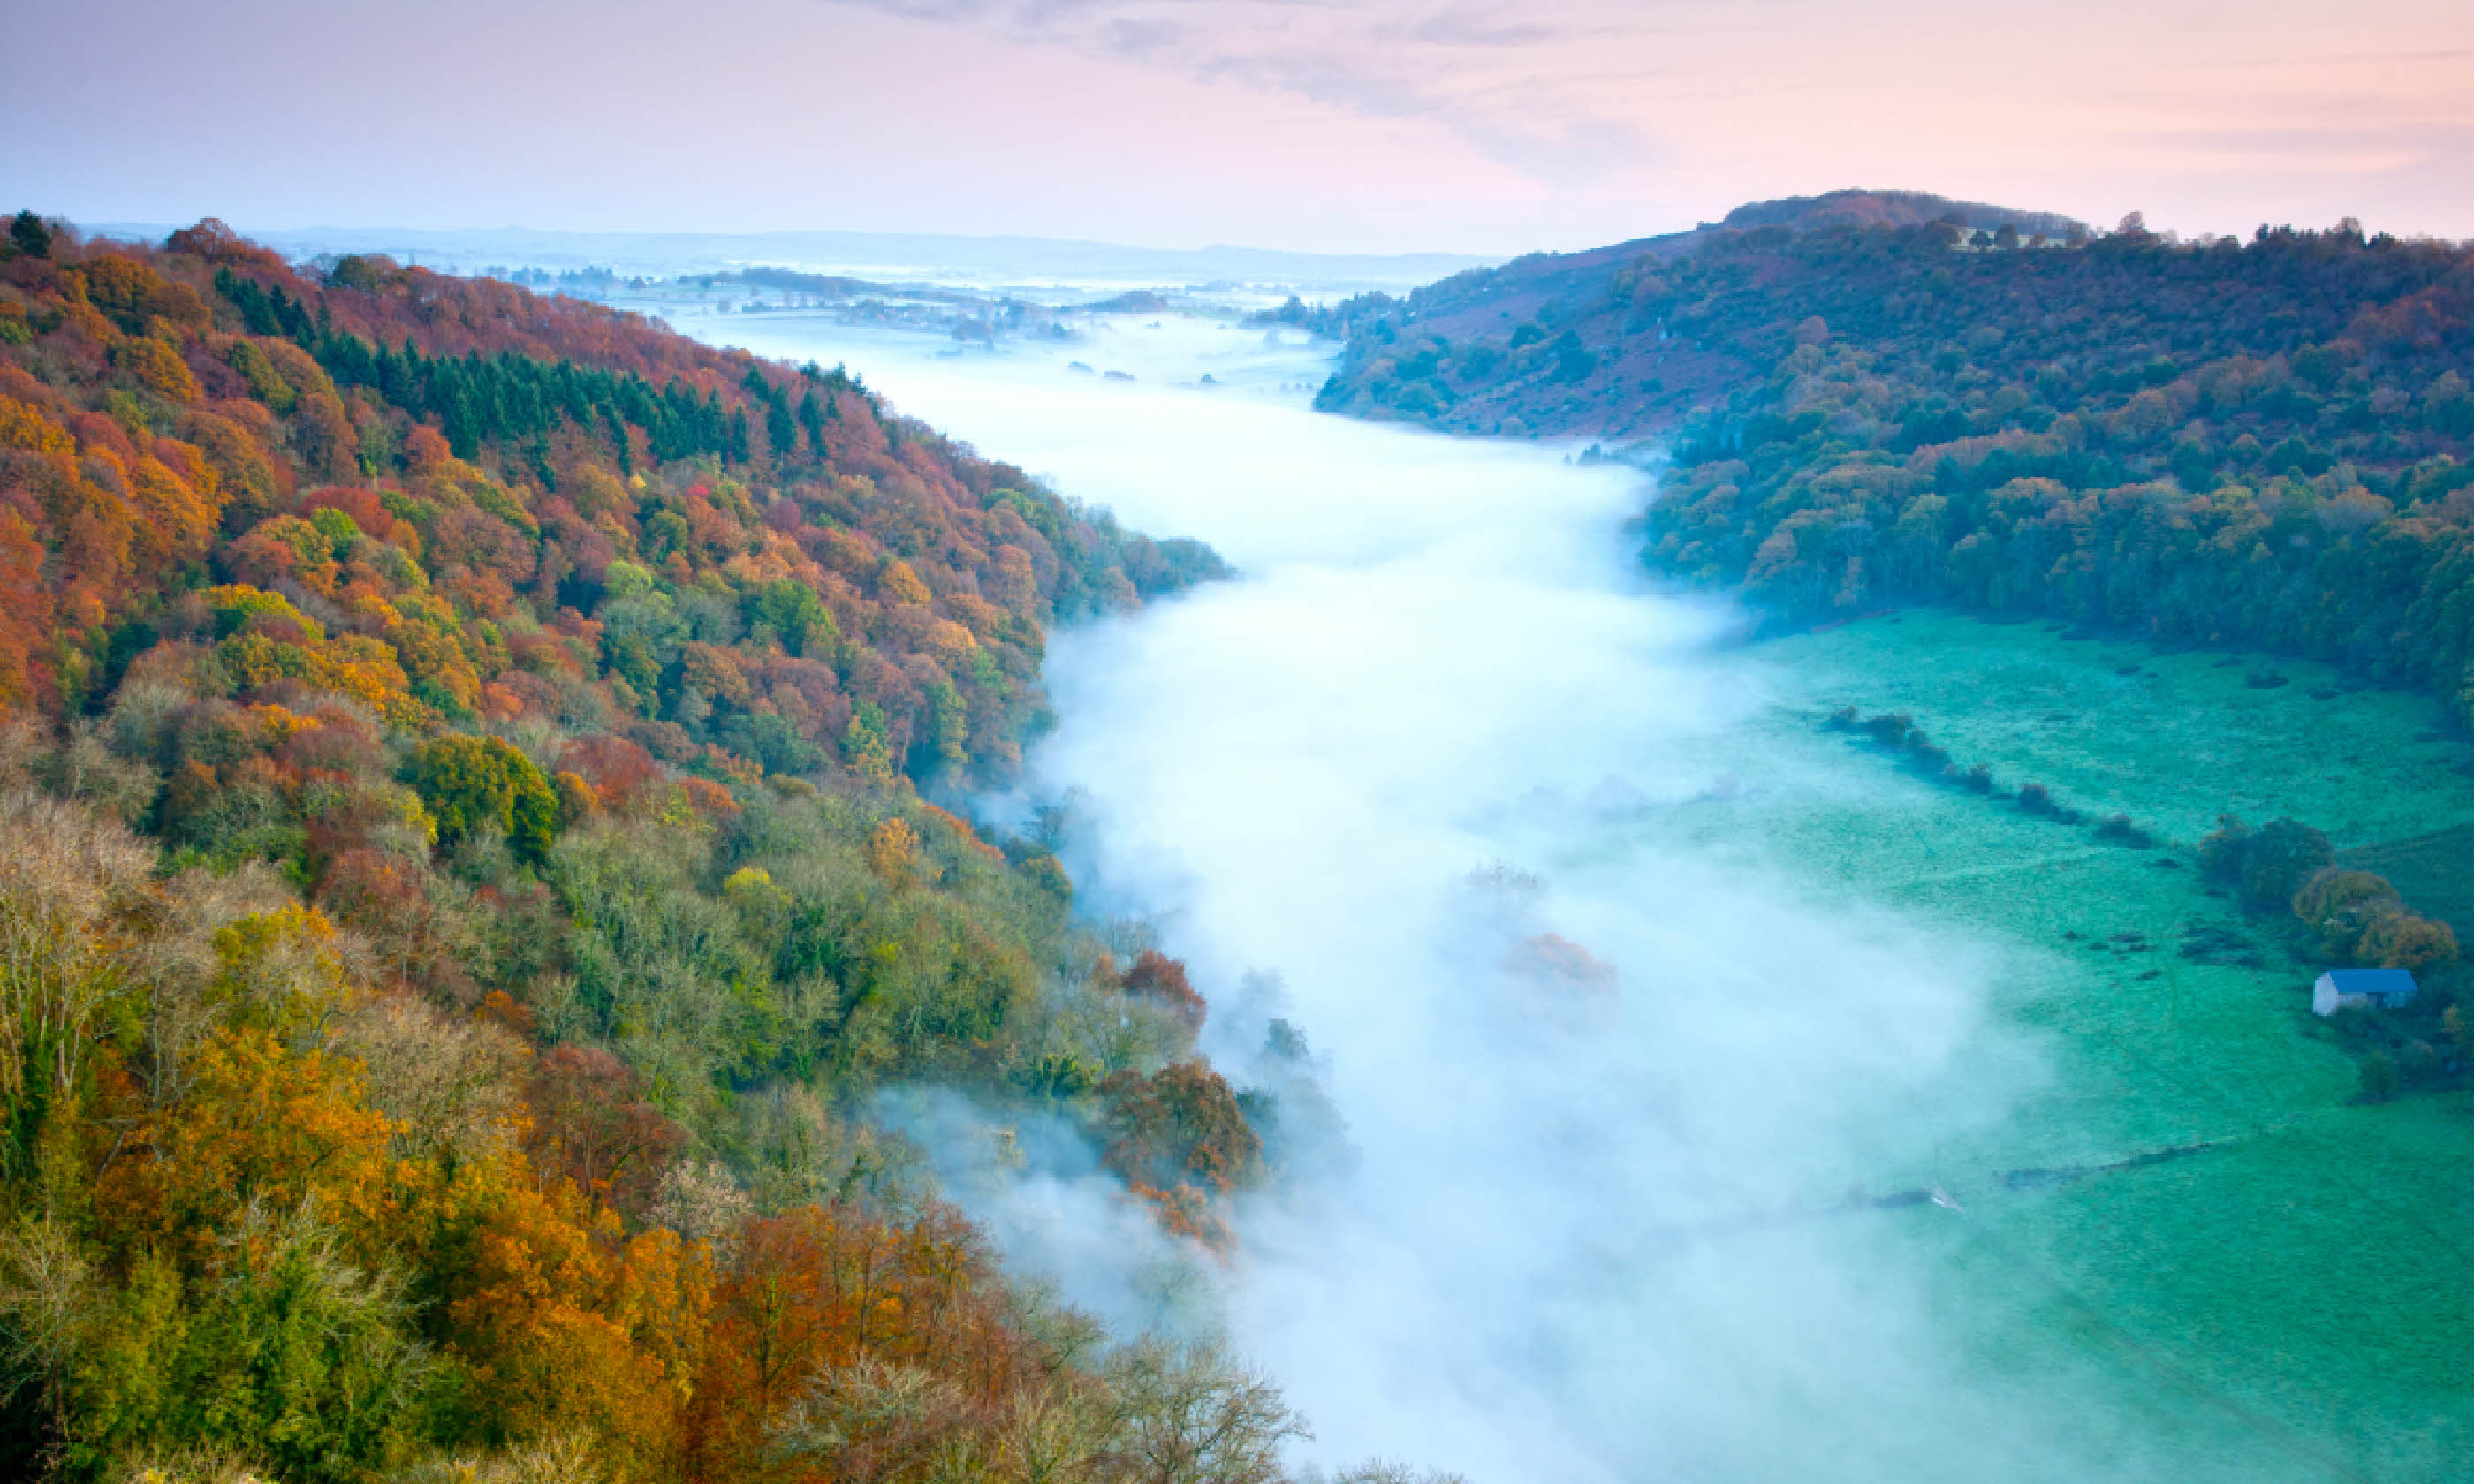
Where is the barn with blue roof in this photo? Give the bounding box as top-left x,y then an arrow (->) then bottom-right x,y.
2312,968 -> 2419,1017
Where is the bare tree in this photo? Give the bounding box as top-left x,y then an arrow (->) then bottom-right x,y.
1104,1338 -> 1309,1484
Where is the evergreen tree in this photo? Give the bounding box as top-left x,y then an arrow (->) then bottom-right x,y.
8,210 -> 49,259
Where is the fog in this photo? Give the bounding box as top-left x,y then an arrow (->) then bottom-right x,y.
697,314 -> 2308,1482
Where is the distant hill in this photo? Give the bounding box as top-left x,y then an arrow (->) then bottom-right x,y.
1078,289 -> 1172,314
1309,191 -> 2474,731
1303,189 -> 2095,435
1712,188 -> 2086,240
87,222 -> 1499,296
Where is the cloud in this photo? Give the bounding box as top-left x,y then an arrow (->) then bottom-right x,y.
819,0 -> 1668,186
1407,9 -> 1567,47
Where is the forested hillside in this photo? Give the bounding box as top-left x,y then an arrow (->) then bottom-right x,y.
0,213 -> 1324,1482
1309,193 -> 2474,723
1289,189 -> 2093,435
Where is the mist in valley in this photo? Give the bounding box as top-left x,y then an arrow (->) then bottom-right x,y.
678,307 -> 2307,1483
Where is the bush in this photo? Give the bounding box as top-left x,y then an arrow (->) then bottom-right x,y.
2094,814 -> 2151,846
2018,784 -> 2081,822
2357,1049 -> 2401,1102
2198,814 -> 2250,885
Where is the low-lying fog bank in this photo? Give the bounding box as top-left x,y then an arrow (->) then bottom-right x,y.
686,314 -> 2301,1482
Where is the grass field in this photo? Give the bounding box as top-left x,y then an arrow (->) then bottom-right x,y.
1770,609 -> 2474,852
1604,609 -> 2474,1480
2341,825 -> 2474,941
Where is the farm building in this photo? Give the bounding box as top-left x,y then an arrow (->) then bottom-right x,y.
2311,968 -> 2419,1017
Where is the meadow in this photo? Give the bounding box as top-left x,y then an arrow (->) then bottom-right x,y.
1600,608 -> 2474,1481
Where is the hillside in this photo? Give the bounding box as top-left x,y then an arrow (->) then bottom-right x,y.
0,213 -> 1226,783
1308,193 -> 2474,724
0,214 -> 1320,1482
1286,189 -> 2091,433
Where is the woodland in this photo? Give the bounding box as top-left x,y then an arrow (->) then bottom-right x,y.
1309,194 -> 2474,731
1313,192 -> 2474,1106
0,211 -> 1362,1483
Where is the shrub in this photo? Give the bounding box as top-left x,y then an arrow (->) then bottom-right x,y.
2357,1049 -> 2401,1102
2197,814 -> 2250,885
2093,814 -> 2151,846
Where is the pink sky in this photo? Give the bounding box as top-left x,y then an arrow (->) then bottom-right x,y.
8,0 -> 2470,254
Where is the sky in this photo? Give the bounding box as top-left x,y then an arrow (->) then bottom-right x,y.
8,0 -> 2471,255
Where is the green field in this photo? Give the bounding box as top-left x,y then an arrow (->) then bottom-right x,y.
1619,610 -> 2474,1480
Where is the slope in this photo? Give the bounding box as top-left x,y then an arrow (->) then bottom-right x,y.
0,212 -> 1318,1482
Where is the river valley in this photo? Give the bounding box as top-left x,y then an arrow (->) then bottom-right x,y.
679,307 -> 2468,1484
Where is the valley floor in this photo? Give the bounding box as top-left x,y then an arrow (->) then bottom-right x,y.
1604,608 -> 2474,1480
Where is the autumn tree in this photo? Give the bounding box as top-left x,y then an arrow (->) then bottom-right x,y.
523,1044 -> 687,1215
406,733 -> 558,864
1097,1061 -> 1263,1198
1119,950 -> 1207,1034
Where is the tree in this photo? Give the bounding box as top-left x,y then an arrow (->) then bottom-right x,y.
406,734 -> 558,865
2426,371 -> 2474,437
1335,1465 -> 1470,1484
143,1207 -> 431,1483
8,211 -> 49,261
523,1045 -> 686,1215
2359,912 -> 2459,972
1097,1061 -> 1262,1198
1119,950 -> 1206,1034
0,793 -> 155,1192
1105,1338 -> 1306,1484
2241,818 -> 2331,913
438,1170 -> 709,1478
103,1024 -> 395,1266
2293,870 -> 2402,958
743,579 -> 834,656
764,389 -> 795,459
2357,1049 -> 2400,1102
